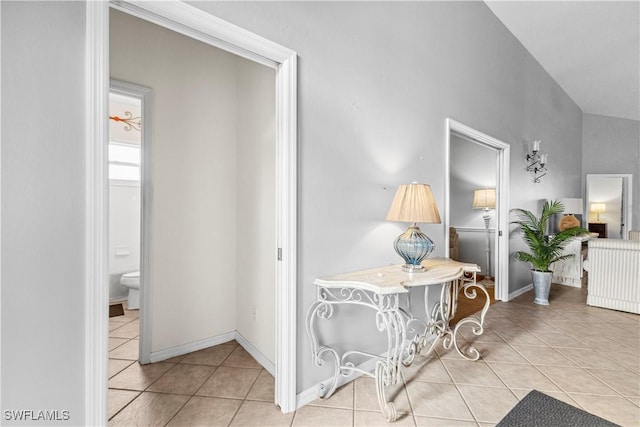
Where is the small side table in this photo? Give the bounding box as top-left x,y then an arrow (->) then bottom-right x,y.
589,222 -> 608,238
306,258 -> 488,421
551,234 -> 591,287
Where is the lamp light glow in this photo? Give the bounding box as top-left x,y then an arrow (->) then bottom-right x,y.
472,188 -> 496,210
590,203 -> 606,222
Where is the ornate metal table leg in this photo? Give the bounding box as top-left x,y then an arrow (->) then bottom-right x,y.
306,297 -> 341,398
451,274 -> 490,361
306,287 -> 406,421
375,361 -> 397,421
372,302 -> 406,422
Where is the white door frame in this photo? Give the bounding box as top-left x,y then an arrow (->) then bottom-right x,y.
109,80 -> 153,365
445,119 -> 510,302
85,1 -> 298,424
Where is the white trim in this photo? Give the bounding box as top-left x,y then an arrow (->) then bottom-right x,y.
0,1 -> 3,412
275,52 -> 298,414
235,332 -> 276,376
109,0 -> 290,68
109,179 -> 141,188
149,331 -> 236,363
110,79 -> 153,365
509,283 -> 533,300
85,2 -> 109,425
87,1 -> 298,422
446,119 -> 510,302
148,331 -> 276,376
453,227 -> 496,233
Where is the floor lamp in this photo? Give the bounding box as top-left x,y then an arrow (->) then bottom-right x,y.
472,188 -> 496,286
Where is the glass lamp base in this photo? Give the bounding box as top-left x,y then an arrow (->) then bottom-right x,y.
401,263 -> 426,273
394,224 -> 435,273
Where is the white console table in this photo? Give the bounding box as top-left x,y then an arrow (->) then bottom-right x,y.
551,234 -> 592,287
306,258 -> 489,421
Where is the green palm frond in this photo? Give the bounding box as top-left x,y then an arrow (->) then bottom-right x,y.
511,200 -> 589,272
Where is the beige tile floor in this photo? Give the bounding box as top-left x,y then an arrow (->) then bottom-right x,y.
109,285 -> 640,426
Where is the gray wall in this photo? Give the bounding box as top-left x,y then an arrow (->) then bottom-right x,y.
1,1 -> 86,423
582,114 -> 640,231
194,1 -> 584,390
2,0 -> 589,415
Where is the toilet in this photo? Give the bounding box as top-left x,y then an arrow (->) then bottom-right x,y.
120,271 -> 140,310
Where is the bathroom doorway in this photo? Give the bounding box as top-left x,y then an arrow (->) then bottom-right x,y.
87,3 -> 297,422
108,81 -> 152,363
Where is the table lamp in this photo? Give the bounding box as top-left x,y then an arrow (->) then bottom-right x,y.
557,198 -> 582,231
590,203 -> 606,222
472,188 -> 496,286
386,183 -> 441,273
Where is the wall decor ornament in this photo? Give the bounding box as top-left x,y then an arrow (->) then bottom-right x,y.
109,111 -> 141,132
525,139 -> 548,183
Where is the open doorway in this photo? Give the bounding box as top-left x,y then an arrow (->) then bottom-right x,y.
449,133 -> 498,284
106,7 -> 280,422
108,90 -> 142,316
445,119 -> 510,302
586,174 -> 634,239
86,2 -> 298,424
108,80 -> 152,368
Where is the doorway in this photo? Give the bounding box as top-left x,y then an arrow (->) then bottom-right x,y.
109,80 -> 152,363
445,119 -> 510,302
586,174 -> 634,239
85,2 -> 298,424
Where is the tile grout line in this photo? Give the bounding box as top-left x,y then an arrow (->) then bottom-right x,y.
437,351 -> 488,425
492,314 -> 628,408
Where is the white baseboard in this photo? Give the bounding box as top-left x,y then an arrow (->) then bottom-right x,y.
509,283 -> 533,300
234,332 -> 275,376
149,331 -> 236,363
148,330 -> 275,377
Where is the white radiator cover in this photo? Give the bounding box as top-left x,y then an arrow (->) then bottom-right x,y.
629,230 -> 640,241
584,239 -> 640,314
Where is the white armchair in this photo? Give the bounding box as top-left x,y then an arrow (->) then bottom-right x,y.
584,239 -> 640,314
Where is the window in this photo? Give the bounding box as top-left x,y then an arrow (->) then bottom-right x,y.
109,142 -> 140,181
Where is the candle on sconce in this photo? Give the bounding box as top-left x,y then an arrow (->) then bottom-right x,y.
532,140 -> 541,152
539,153 -> 548,165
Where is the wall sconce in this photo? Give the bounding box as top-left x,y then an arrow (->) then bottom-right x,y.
525,139 -> 548,183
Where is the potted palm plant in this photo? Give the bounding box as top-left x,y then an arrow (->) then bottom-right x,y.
512,200 -> 588,305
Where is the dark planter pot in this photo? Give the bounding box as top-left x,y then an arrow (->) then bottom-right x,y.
531,270 -> 553,305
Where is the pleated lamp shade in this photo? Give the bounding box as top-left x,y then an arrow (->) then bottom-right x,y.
472,188 -> 496,210
559,198 -> 583,215
386,183 -> 441,224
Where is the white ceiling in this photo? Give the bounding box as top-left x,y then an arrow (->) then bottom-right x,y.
485,1 -> 639,121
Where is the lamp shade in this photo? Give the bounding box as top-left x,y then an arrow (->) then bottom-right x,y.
386,183 -> 441,224
591,203 -> 606,213
472,188 -> 496,210
559,198 -> 583,214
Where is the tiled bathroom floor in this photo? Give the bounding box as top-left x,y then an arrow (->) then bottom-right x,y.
108,284 -> 640,426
